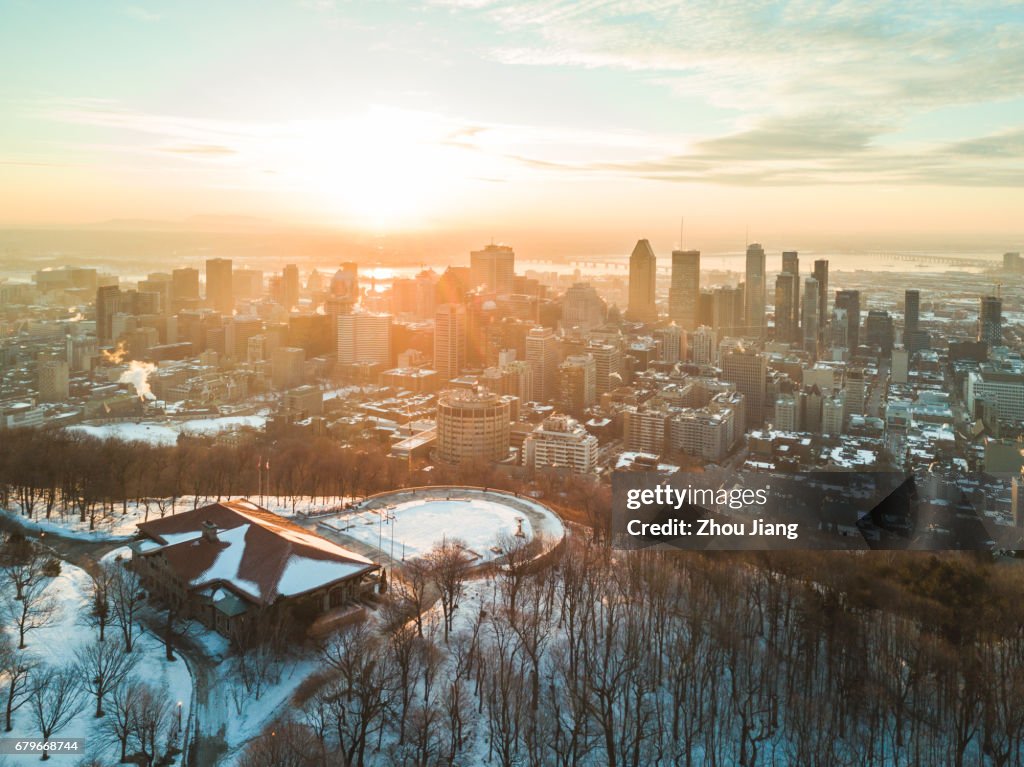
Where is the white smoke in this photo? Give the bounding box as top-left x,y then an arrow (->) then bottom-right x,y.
119,360 -> 157,400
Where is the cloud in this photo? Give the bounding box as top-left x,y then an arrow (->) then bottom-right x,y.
159,144 -> 239,157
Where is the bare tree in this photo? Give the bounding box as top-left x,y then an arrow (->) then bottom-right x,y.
75,639 -> 139,718
30,665 -> 84,762
106,558 -> 143,653
425,538 -> 470,642
0,633 -> 34,732
104,677 -> 141,764
0,535 -> 54,601
320,622 -> 397,767
2,575 -> 57,649
84,565 -> 113,643
130,683 -> 172,767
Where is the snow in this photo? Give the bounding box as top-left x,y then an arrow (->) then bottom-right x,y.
5,560 -> 193,763
191,524 -> 262,600
318,489 -> 565,562
67,413 -> 268,446
276,556 -> 368,597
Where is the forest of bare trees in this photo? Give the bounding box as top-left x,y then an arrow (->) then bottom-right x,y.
237,540 -> 1024,767
0,427 -> 607,530
0,533 -> 181,765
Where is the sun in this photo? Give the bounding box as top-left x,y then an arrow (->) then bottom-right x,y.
284,108 -> 465,230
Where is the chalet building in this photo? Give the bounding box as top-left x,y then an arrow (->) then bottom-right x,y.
130,499 -> 380,636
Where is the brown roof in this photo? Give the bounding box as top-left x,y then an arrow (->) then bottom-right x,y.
136,500 -> 378,605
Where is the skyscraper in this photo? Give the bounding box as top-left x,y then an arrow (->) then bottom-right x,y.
171,267 -> 200,305
979,295 -> 1003,346
865,310 -> 894,356
95,284 -> 121,343
813,259 -> 829,344
834,289 -> 861,351
330,263 -> 359,311
904,289 -> 920,335
802,277 -> 819,355
434,304 -> 467,382
744,243 -> 766,337
470,244 -> 515,295
668,249 -> 700,330
562,283 -> 606,331
774,272 -> 798,343
337,312 -> 392,366
626,239 -> 657,323
712,286 -> 744,338
691,326 -> 717,366
558,354 -> 597,417
282,264 -> 300,310
205,258 -> 233,315
721,347 -> 767,429
526,327 -> 560,402
781,251 -> 800,334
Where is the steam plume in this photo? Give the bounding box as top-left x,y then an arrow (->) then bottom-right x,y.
119,360 -> 157,400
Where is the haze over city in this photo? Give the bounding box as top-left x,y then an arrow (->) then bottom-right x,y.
2,0 -> 1023,259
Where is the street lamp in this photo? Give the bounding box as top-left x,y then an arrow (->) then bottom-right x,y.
177,701 -> 183,733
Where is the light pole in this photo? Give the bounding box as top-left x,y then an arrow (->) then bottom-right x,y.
177,701 -> 183,734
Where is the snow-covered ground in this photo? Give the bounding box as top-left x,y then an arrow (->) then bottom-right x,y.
67,412 -> 269,447
320,488 -> 565,562
1,495 -> 352,542
6,560 -> 193,764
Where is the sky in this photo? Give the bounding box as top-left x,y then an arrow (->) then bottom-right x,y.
1,0 -> 1023,254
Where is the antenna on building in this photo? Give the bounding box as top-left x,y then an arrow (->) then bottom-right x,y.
679,216 -> 685,249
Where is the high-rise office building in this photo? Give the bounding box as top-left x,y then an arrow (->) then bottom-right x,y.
227,316 -> 263,361
721,348 -> 767,429
904,290 -> 920,335
902,289 -> 929,354
526,327 -> 560,402
979,295 -> 1003,346
865,310 -> 894,356
744,243 -> 767,338
330,263 -> 359,311
626,239 -> 658,323
470,244 -> 515,295
774,272 -> 798,343
37,359 -> 69,402
813,259 -> 829,344
205,258 -> 234,315
271,347 -> 305,390
558,354 -> 597,417
436,388 -> 511,465
781,251 -> 800,334
434,304 -> 467,382
282,264 -> 300,310
668,249 -> 700,330
654,324 -> 684,364
712,286 -> 744,338
691,326 -> 717,366
172,267 -> 200,304
337,312 -> 392,366
586,342 -> 623,394
1004,252 -> 1022,273
562,283 -> 606,332
95,284 -> 121,343
834,289 -> 861,351
802,277 -> 819,355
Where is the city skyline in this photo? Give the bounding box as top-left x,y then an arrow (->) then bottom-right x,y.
2,1 -> 1023,249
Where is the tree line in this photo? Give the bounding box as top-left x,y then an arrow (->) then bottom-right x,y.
0,427 -> 609,530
